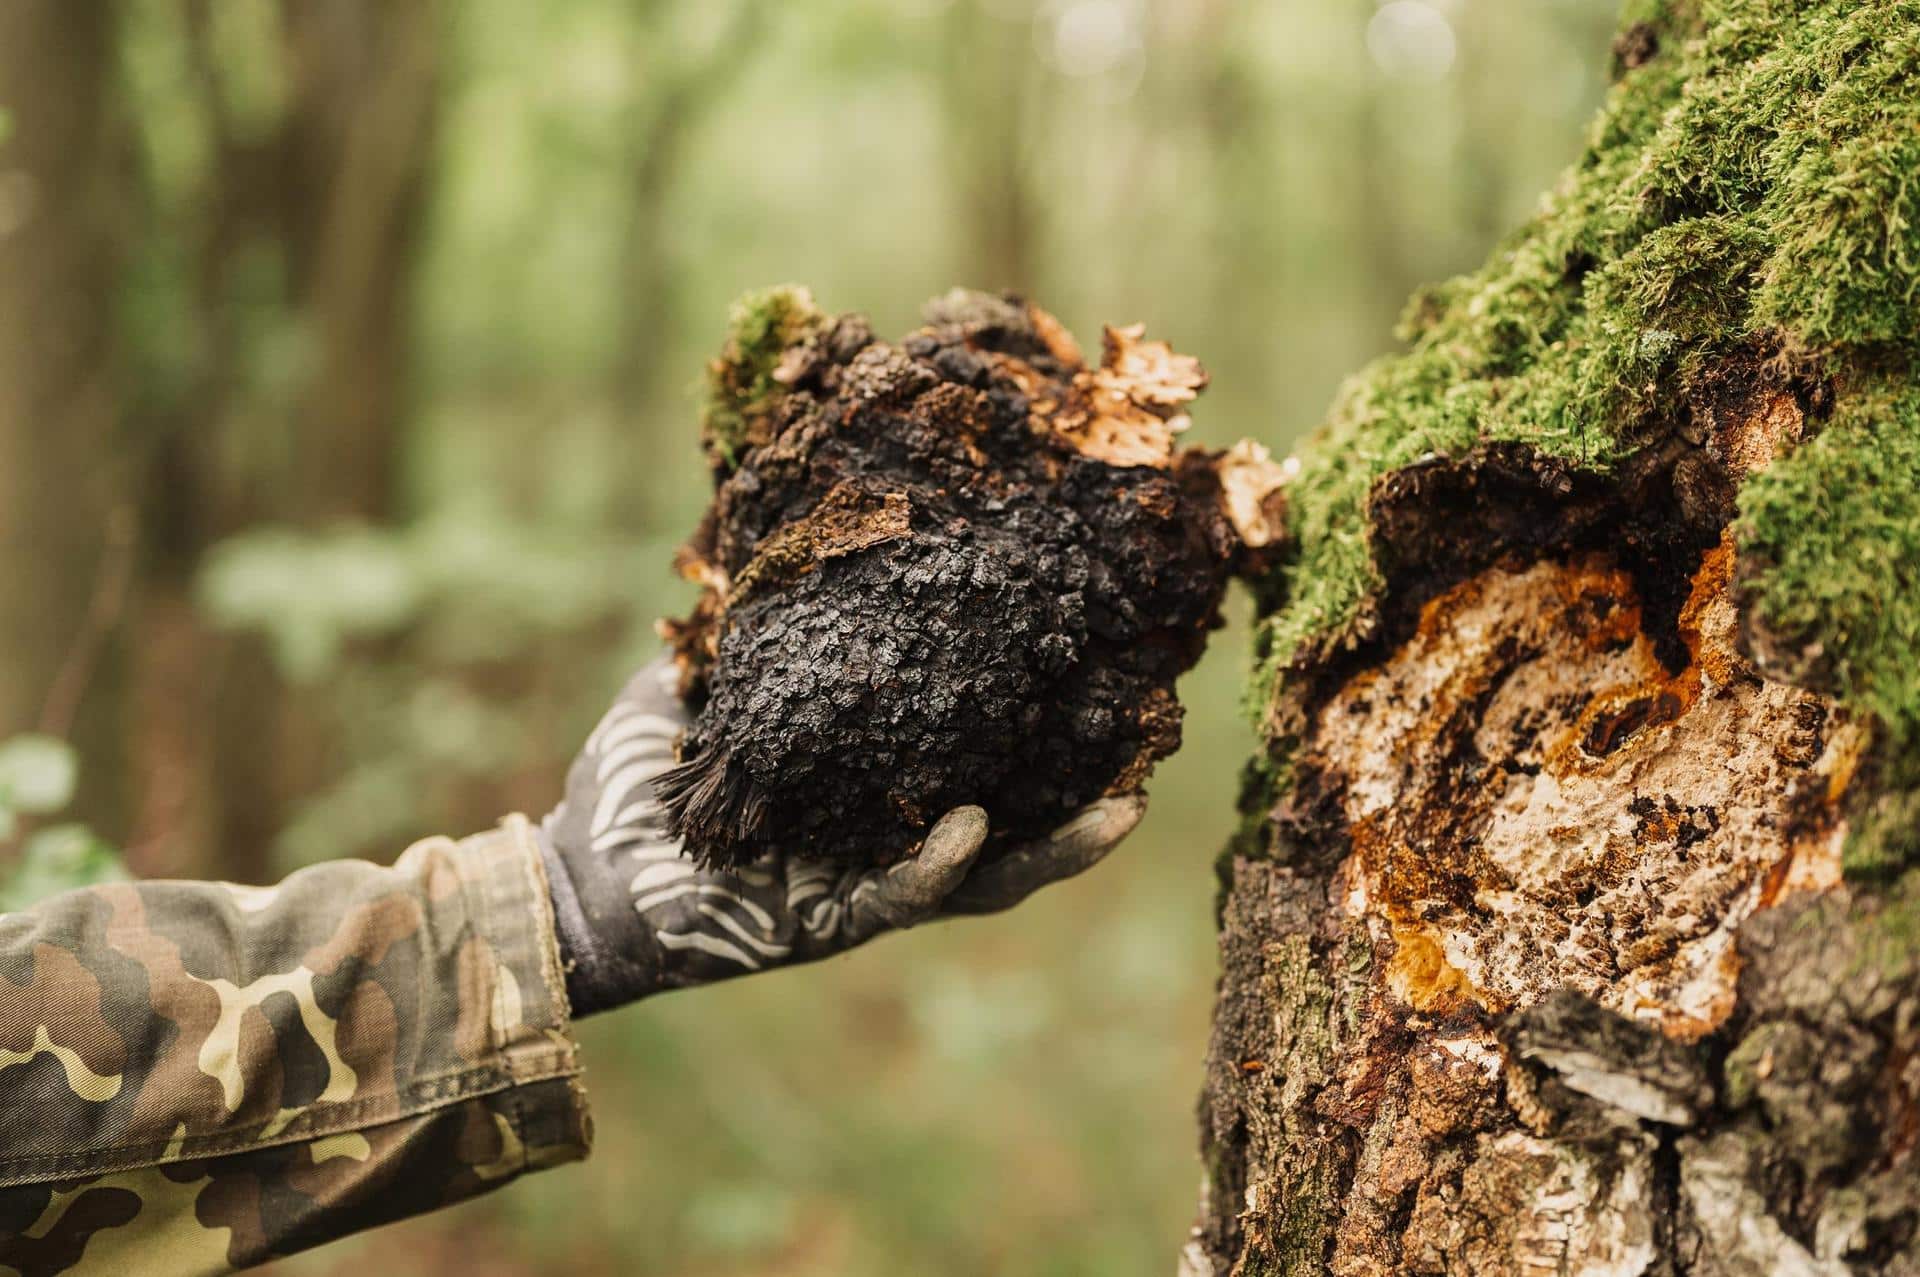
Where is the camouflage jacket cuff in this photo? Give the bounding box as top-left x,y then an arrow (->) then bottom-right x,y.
0,815 -> 591,1273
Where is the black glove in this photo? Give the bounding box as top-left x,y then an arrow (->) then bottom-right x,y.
539,657 -> 1147,1015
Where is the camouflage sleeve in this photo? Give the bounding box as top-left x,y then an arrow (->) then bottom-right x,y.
0,814 -> 590,1276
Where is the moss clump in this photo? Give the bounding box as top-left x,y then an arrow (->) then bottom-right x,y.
1737,374 -> 1920,874
1739,378 -> 1920,747
1253,0 -> 1920,869
1841,863 -> 1920,982
701,284 -> 826,468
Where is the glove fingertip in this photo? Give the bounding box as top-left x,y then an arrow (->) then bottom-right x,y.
920,804 -> 989,874
859,806 -> 988,925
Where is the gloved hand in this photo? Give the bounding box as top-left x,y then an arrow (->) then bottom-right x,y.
539,657 -> 1147,1015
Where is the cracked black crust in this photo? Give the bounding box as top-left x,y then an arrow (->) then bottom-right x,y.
663,301 -> 1236,867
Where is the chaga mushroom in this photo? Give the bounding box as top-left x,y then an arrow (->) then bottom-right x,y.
658,286 -> 1286,868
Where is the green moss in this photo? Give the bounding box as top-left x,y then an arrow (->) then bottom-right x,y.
1259,935 -> 1339,1273
701,284 -> 825,469
1262,1157 -> 1337,1276
1248,17 -> 1687,706
1253,0 -> 1920,865
1846,787 -> 1920,881
1853,864 -> 1920,976
1752,124 -> 1920,346
1738,379 -> 1920,748
1737,375 -> 1920,873
1218,754 -> 1281,863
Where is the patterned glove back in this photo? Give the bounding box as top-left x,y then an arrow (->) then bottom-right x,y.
540,659 -> 1145,1015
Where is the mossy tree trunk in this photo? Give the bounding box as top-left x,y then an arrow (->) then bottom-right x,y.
1187,3 -> 1920,1273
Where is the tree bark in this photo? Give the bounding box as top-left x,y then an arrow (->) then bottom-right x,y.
0,3 -> 130,825
279,0 -> 440,526
119,0 -> 441,879
611,0 -> 766,435
1187,3 -> 1920,1273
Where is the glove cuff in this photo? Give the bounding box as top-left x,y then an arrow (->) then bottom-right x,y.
536,817 -> 662,1016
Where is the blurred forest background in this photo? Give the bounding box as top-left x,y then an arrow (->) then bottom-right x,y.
1,0 -> 1620,1272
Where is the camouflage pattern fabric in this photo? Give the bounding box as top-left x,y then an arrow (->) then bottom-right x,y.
0,816 -> 589,1275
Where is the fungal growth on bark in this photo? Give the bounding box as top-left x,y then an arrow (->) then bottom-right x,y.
1187,1 -> 1920,1272
658,287 -> 1286,868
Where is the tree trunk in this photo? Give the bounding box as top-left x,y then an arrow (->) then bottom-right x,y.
939,3 -> 1044,296
1188,3 -> 1920,1273
611,0 -> 766,437
279,0 -> 439,526
0,3 -> 129,825
119,0 -> 441,880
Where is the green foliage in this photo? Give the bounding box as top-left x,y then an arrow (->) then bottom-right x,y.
701,284 -> 825,469
196,514 -> 675,863
0,734 -> 80,821
0,825 -> 128,914
199,528 -> 423,680
0,736 -> 126,911
199,516 -> 673,681
1250,0 -> 1920,868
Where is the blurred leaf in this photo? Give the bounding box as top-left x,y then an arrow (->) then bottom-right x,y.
0,734 -> 79,814
272,759 -> 427,869
912,965 -> 1052,1069
197,527 -> 423,680
684,1183 -> 796,1257
0,824 -> 128,912
0,107 -> 11,147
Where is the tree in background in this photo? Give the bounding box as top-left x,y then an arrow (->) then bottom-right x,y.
118,1 -> 443,881
0,4 -> 129,832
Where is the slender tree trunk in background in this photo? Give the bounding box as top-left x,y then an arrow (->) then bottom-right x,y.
0,3 -> 129,827
613,1 -> 767,442
220,0 -> 438,874
125,0 -> 254,875
124,0 -> 440,879
940,4 -> 1042,295
280,0 -> 439,525
1186,4 -> 1920,1273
